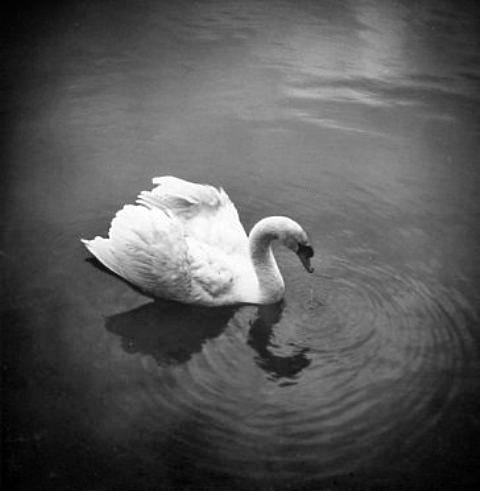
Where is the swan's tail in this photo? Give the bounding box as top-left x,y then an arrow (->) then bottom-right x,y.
81,204 -> 191,299
81,237 -> 124,278
81,204 -> 166,279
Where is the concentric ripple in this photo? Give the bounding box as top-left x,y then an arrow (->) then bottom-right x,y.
105,257 -> 477,484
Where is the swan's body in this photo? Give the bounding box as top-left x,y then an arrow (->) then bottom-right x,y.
82,176 -> 314,306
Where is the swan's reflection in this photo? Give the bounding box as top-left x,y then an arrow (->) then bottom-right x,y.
106,299 -> 310,381
248,301 -> 311,383
105,300 -> 236,365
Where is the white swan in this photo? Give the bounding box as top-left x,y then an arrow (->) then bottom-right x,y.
82,176 -> 314,306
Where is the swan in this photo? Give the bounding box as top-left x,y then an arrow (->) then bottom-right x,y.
82,176 -> 314,306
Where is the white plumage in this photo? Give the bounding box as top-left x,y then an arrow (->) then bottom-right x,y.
82,176 -> 314,306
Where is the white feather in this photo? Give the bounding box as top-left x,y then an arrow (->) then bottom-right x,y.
136,176 -> 248,256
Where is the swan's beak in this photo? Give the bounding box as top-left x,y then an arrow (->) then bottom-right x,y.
297,243 -> 314,273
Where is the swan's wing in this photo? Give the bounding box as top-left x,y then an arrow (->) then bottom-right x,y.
136,176 -> 249,256
184,237 -> 236,303
82,205 -> 192,300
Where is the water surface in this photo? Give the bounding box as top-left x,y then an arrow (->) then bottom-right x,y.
3,1 -> 480,490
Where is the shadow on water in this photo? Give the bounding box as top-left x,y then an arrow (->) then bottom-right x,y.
105,293 -> 311,385
105,300 -> 237,365
248,301 -> 311,383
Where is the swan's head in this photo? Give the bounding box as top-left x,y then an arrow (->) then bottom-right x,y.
251,216 -> 315,273
279,221 -> 315,273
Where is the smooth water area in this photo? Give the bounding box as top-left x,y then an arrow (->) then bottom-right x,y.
2,1 -> 480,490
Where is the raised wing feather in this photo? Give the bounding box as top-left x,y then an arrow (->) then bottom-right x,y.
136,176 -> 248,256
82,205 -> 192,300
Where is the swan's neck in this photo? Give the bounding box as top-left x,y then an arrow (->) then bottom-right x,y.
248,218 -> 286,303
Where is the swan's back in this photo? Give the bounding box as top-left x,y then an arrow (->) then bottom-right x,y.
137,176 -> 248,256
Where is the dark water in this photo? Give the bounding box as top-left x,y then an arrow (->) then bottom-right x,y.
2,1 -> 480,490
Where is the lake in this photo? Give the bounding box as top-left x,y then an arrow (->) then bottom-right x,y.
2,1 -> 480,490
